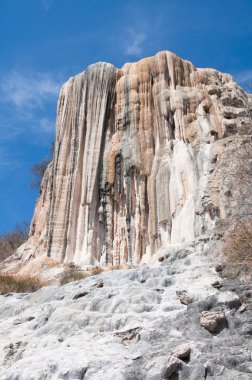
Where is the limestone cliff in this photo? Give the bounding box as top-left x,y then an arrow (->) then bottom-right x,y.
16,51 -> 252,267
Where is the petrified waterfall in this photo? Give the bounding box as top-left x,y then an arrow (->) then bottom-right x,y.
21,51 -> 251,266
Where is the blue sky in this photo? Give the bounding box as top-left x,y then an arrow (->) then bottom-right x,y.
0,0 -> 252,233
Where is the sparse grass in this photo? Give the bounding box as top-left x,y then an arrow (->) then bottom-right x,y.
90,266 -> 103,276
59,268 -> 88,285
0,274 -> 43,295
59,263 -> 129,285
101,264 -> 129,271
222,220 -> 252,275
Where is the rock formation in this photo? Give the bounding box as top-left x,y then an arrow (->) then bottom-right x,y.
14,51 -> 252,267
1,250 -> 252,379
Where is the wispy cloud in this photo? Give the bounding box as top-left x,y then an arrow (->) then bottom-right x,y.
1,71 -> 60,109
120,3 -> 166,59
233,69 -> 252,92
235,70 -> 252,85
119,4 -> 152,58
42,0 -> 56,10
124,29 -> 146,56
0,69 -> 61,141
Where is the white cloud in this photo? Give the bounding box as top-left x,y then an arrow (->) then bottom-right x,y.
235,70 -> 252,86
0,70 -> 61,141
42,0 -> 55,10
232,70 -> 252,93
124,29 -> 146,56
1,71 -> 60,109
38,117 -> 55,134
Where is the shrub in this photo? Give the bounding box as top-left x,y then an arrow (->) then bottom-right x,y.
59,263 -> 128,286
30,142 -> 54,190
0,275 -> 43,295
59,268 -> 88,285
222,220 -> 252,274
0,222 -> 29,262
30,160 -> 51,189
90,266 -> 103,276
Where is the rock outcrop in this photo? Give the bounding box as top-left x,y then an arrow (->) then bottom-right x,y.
13,51 -> 252,267
1,251 -> 252,379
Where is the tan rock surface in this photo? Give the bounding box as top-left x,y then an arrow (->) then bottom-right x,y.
7,51 -> 252,269
200,310 -> 227,333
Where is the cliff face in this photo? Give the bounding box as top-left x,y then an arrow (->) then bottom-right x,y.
19,51 -> 251,267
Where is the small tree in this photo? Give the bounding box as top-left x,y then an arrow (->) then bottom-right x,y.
30,142 -> 54,190
30,160 -> 51,189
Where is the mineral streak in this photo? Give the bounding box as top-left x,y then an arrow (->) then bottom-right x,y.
16,51 -> 252,267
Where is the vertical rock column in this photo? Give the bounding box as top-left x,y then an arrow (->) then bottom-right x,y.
46,63 -> 118,265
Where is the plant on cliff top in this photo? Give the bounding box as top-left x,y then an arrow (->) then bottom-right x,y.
30,142 -> 54,190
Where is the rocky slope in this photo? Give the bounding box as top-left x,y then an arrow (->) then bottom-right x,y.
8,50 -> 251,270
0,247 -> 251,379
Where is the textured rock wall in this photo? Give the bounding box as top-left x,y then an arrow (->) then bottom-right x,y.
19,51 -> 251,266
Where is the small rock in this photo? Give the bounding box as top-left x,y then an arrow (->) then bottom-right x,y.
215,264 -> 224,272
239,304 -> 247,313
13,319 -> 22,325
56,295 -> 65,300
27,316 -> 35,321
212,281 -> 222,289
200,310 -> 227,333
107,292 -> 113,298
217,291 -> 241,309
73,291 -> 88,300
176,290 -> 193,305
114,327 -> 141,346
12,316 -> 34,325
158,256 -> 165,262
164,356 -> 182,378
97,282 -> 103,288
155,288 -> 164,293
173,344 -> 191,360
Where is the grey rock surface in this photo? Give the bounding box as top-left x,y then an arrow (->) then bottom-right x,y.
0,249 -> 251,379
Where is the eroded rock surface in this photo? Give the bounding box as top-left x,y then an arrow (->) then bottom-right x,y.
9,50 -> 251,268
0,250 -> 251,380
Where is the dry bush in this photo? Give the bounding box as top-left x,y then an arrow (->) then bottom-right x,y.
0,275 -> 43,295
222,221 -> 252,273
102,264 -> 129,271
219,115 -> 252,275
60,268 -> 88,285
60,263 -> 128,286
90,266 -> 103,276
30,142 -> 54,190
0,222 -> 29,262
30,160 -> 51,189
